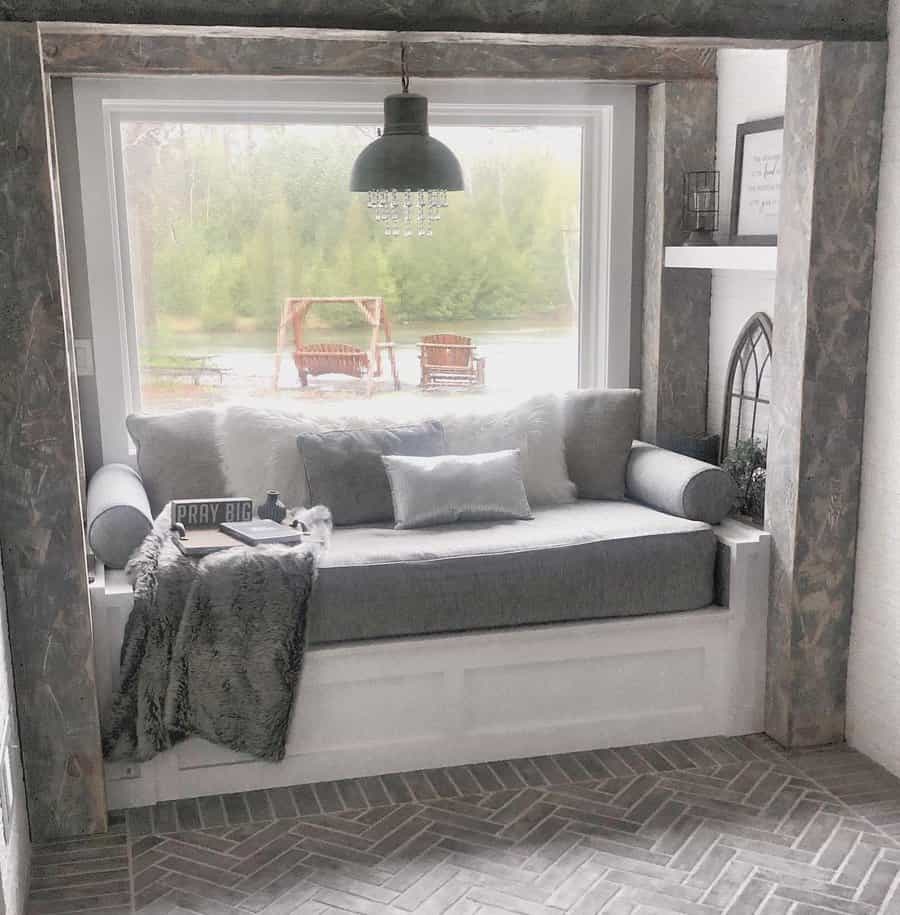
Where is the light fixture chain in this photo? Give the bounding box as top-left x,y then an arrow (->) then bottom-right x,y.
400,43 -> 410,94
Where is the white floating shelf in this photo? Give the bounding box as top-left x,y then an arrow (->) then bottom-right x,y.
664,245 -> 777,272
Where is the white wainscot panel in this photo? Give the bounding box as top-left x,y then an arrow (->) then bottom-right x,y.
466,648 -> 706,732
290,671 -> 446,751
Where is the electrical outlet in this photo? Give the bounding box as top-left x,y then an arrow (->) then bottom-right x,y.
74,338 -> 95,376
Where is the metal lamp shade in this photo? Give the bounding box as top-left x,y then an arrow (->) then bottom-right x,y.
350,93 -> 464,193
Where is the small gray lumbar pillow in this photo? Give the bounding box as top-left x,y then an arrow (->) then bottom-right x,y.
382,450 -> 533,530
297,421 -> 446,526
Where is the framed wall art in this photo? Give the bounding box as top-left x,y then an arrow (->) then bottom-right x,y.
730,117 -> 784,245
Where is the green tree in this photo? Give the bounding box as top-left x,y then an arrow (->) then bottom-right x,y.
125,122 -> 582,343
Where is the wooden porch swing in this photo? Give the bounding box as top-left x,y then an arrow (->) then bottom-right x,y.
274,296 -> 401,395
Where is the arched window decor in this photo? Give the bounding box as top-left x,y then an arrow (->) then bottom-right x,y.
720,312 -> 772,525
720,312 -> 773,460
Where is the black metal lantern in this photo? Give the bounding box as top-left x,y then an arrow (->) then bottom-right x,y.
682,170 -> 720,246
350,45 -> 464,237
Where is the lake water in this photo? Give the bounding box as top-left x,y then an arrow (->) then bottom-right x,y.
141,319 -> 578,410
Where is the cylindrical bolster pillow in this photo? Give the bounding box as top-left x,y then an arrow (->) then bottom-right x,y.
86,463 -> 153,569
625,441 -> 736,524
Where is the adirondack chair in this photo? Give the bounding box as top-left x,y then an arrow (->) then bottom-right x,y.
294,342 -> 372,387
275,297 -> 400,395
418,333 -> 486,389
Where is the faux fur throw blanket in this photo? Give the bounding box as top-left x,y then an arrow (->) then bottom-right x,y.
103,506 -> 331,763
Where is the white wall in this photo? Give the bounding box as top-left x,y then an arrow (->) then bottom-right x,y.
0,562 -> 30,915
847,0 -> 900,774
707,50 -> 786,437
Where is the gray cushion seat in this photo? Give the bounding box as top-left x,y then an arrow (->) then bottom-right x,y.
307,500 -> 717,645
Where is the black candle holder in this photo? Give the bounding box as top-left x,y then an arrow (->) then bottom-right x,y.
682,170 -> 720,246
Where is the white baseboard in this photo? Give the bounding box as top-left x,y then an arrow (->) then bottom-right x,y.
96,519 -> 771,809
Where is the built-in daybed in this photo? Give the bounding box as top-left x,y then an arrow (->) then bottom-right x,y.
86,390 -> 771,809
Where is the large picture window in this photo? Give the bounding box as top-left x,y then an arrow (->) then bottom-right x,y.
121,121 -> 583,411
73,78 -> 636,462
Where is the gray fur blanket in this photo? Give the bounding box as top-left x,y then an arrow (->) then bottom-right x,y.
103,507 -> 331,762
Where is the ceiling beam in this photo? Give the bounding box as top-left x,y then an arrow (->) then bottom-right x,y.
40,27 -> 718,81
7,0 -> 887,41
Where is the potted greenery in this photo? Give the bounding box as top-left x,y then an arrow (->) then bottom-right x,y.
722,438 -> 766,527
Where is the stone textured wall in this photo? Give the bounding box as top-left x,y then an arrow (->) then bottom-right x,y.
847,0 -> 900,775
0,23 -> 107,841
641,80 -> 716,447
766,41 -> 887,748
0,0 -> 888,40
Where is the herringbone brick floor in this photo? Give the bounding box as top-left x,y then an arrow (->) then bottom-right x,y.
27,736 -> 900,915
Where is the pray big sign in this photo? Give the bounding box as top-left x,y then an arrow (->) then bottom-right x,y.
171,498 -> 253,528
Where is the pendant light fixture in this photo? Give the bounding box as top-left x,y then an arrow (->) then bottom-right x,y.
350,44 -> 464,238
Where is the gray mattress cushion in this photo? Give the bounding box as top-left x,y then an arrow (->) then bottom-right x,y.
307,500 -> 717,645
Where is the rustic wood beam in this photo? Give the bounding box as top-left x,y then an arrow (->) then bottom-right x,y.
765,41 -> 887,747
5,0 -> 888,41
0,22 -> 107,842
37,23 -> 806,49
640,80 -> 716,447
40,26 -> 717,81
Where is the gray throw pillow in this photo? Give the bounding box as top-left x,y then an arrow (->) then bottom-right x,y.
126,409 -> 227,515
626,441 -> 737,524
297,421 -> 446,526
564,388 -> 641,500
382,450 -> 533,530
86,463 -> 153,569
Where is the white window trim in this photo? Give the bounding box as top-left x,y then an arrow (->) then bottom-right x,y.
72,76 -> 636,465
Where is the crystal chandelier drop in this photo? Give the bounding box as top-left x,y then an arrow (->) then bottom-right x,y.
350,45 -> 464,238
366,189 -> 450,238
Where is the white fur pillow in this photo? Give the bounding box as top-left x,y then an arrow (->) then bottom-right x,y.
217,403 -> 399,509
217,394 -> 575,510
217,404 -> 315,509
439,394 -> 575,505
